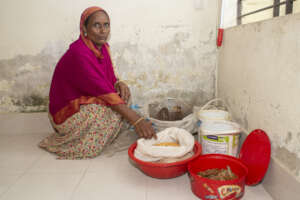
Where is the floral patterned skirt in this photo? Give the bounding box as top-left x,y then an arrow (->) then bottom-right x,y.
39,104 -> 123,159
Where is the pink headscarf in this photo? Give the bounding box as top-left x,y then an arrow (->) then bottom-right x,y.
49,6 -> 124,124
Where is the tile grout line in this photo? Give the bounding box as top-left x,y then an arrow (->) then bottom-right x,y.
145,178 -> 148,200
0,153 -> 45,200
68,160 -> 92,200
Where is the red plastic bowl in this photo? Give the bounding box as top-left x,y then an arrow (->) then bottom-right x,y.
128,141 -> 202,179
188,154 -> 248,200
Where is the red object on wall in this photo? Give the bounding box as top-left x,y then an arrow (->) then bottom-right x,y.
217,28 -> 224,47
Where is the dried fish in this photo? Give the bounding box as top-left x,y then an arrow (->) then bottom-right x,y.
197,167 -> 238,181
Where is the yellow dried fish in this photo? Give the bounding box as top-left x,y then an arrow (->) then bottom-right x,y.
153,142 -> 180,147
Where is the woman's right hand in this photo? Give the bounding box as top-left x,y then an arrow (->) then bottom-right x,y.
134,119 -> 157,139
110,104 -> 157,139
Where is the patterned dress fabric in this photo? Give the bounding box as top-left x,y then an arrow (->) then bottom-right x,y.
39,104 -> 123,159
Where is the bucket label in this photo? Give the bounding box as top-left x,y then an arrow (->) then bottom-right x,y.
206,135 -> 220,140
200,134 -> 239,157
204,195 -> 218,199
218,185 -> 242,199
202,135 -> 228,155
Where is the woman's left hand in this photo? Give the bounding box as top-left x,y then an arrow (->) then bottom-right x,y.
115,81 -> 131,103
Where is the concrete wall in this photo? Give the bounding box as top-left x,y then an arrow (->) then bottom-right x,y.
0,0 -> 218,113
218,12 -> 300,185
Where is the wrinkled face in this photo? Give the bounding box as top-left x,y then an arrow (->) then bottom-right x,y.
83,11 -> 110,48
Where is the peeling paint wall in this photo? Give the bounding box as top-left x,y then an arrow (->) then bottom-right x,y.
218,13 -> 300,181
0,0 -> 218,113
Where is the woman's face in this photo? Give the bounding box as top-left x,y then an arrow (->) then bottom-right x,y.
84,11 -> 110,48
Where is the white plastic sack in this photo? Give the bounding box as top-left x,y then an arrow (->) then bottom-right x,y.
149,114 -> 197,133
134,127 -> 195,162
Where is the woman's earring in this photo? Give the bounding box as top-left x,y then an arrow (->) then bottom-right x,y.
84,32 -> 87,37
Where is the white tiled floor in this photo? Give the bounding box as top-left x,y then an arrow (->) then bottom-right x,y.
0,113 -> 274,200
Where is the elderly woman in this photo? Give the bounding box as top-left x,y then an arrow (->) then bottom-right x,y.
39,6 -> 156,159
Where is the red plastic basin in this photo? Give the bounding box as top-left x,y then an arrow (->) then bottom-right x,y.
128,141 -> 202,179
188,154 -> 248,200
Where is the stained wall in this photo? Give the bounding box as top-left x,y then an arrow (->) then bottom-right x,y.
218,12 -> 300,182
0,0 -> 219,112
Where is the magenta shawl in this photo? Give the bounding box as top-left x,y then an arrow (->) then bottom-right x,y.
49,6 -> 124,124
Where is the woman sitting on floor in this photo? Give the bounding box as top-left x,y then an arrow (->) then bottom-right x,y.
39,6 -> 156,159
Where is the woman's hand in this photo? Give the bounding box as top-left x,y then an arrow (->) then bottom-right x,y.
134,119 -> 157,139
115,81 -> 130,103
110,104 -> 156,140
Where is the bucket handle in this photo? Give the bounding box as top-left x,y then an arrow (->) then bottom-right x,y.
200,99 -> 250,134
200,98 -> 226,110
